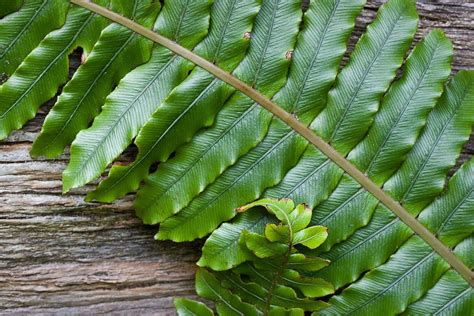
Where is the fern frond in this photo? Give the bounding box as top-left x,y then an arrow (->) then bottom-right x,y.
3,0 -> 473,310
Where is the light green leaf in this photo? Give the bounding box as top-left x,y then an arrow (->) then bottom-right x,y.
265,224 -> 290,243
287,203 -> 311,232
268,307 -> 304,316
279,269 -> 334,298
242,230 -> 288,259
293,226 -> 327,249
287,254 -> 330,272
174,298 -> 214,316
198,208 -> 272,271
238,198 -> 294,225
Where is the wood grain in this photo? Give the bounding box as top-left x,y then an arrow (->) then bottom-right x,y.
1,1 -> 472,314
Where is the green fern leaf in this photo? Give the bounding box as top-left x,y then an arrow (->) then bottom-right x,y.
3,0 -> 473,311
87,0 -> 261,202
0,0 -> 110,140
62,0 -> 214,192
175,298 -> 214,316
31,0 -> 161,158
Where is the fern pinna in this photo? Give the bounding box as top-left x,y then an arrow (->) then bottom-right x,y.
0,0 -> 472,314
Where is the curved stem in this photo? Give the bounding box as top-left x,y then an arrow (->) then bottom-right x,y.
70,0 -> 474,287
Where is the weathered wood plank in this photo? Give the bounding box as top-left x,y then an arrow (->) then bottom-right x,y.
1,1 -> 472,314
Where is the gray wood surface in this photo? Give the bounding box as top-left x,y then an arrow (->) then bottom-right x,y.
1,1 -> 472,314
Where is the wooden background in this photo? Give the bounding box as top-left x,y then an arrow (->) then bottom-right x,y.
1,0 -> 472,314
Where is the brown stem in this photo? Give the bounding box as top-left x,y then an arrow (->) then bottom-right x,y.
263,242 -> 292,316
